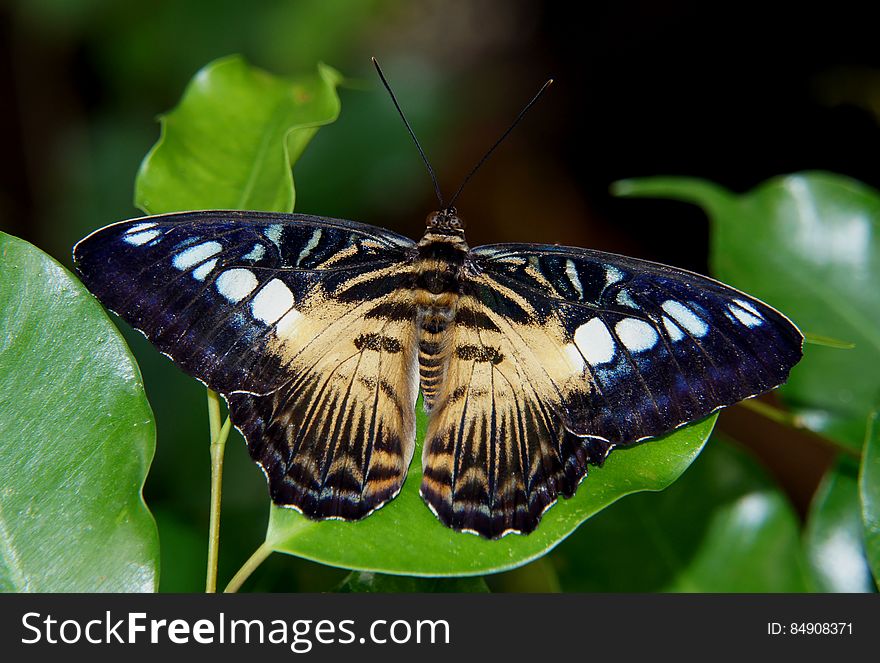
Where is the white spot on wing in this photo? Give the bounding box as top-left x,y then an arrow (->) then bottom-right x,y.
734,298 -> 764,319
615,317 -> 659,352
662,300 -> 708,337
605,266 -> 624,286
216,268 -> 258,303
296,229 -> 322,266
729,303 -> 763,327
565,259 -> 584,299
265,224 -> 283,248
123,229 -> 160,246
125,222 -> 157,234
616,290 -> 637,308
251,278 -> 295,325
574,317 -> 616,365
242,244 -> 266,261
192,259 -> 217,281
662,315 -> 685,341
173,241 -> 222,270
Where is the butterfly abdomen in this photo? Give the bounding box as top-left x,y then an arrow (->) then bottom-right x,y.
412,232 -> 470,410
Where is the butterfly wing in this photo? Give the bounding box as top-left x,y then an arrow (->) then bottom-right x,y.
74,210 -> 420,519
420,243 -> 802,538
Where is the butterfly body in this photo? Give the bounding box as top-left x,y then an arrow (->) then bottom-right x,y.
74,208 -> 803,539
411,216 -> 472,410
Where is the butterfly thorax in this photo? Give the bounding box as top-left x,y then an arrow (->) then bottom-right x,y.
413,217 -> 470,411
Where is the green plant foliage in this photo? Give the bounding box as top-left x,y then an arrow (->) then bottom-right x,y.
0,232 -> 158,591
266,408 -> 716,576
613,172 -> 880,449
861,412 -> 880,586
488,558 -> 561,592
337,572 -> 490,593
551,438 -> 811,592
135,55 -> 342,215
804,457 -> 874,592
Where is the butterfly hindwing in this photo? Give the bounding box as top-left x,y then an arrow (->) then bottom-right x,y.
74,210 -> 420,519
420,283 -> 613,537
227,284 -> 420,519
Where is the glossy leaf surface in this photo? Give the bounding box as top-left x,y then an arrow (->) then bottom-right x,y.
0,232 -> 158,591
136,55 -> 342,215
267,410 -> 715,576
552,439 -> 811,592
805,457 -> 874,592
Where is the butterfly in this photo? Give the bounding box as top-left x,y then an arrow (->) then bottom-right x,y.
72,64 -> 803,539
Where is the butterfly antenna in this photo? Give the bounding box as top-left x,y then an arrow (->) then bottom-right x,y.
447,78 -> 554,209
372,57 -> 445,209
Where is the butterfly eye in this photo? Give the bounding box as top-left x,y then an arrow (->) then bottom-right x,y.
425,210 -> 466,232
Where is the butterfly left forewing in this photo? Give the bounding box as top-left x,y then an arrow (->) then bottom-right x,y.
73,210 -> 414,395
75,210 -> 420,520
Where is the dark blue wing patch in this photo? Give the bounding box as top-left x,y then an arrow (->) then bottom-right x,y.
73,210 -> 414,396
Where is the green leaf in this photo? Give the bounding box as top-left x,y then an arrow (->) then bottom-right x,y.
552,438 -> 811,592
337,572 -> 490,593
613,172 -> 880,448
805,457 -> 874,592
0,232 -> 158,591
135,55 -> 342,215
861,411 -> 880,586
266,403 -> 715,577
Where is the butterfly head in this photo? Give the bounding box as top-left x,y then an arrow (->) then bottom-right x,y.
426,208 -> 466,235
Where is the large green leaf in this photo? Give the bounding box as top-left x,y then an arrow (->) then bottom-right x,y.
551,438 -> 811,592
135,55 -> 342,215
613,172 -> 880,448
0,232 -> 158,591
266,405 -> 715,577
804,457 -> 874,592
861,411 -> 880,586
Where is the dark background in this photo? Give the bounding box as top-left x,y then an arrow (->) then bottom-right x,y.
2,0 -> 878,591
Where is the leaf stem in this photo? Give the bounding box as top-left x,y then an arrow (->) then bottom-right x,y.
803,332 -> 856,350
224,541 -> 274,593
205,389 -> 232,593
738,398 -> 861,460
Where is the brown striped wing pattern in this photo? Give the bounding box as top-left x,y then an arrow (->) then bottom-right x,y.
420,244 -> 802,538
419,270 -> 611,538
74,211 -> 421,521
228,281 -> 420,520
